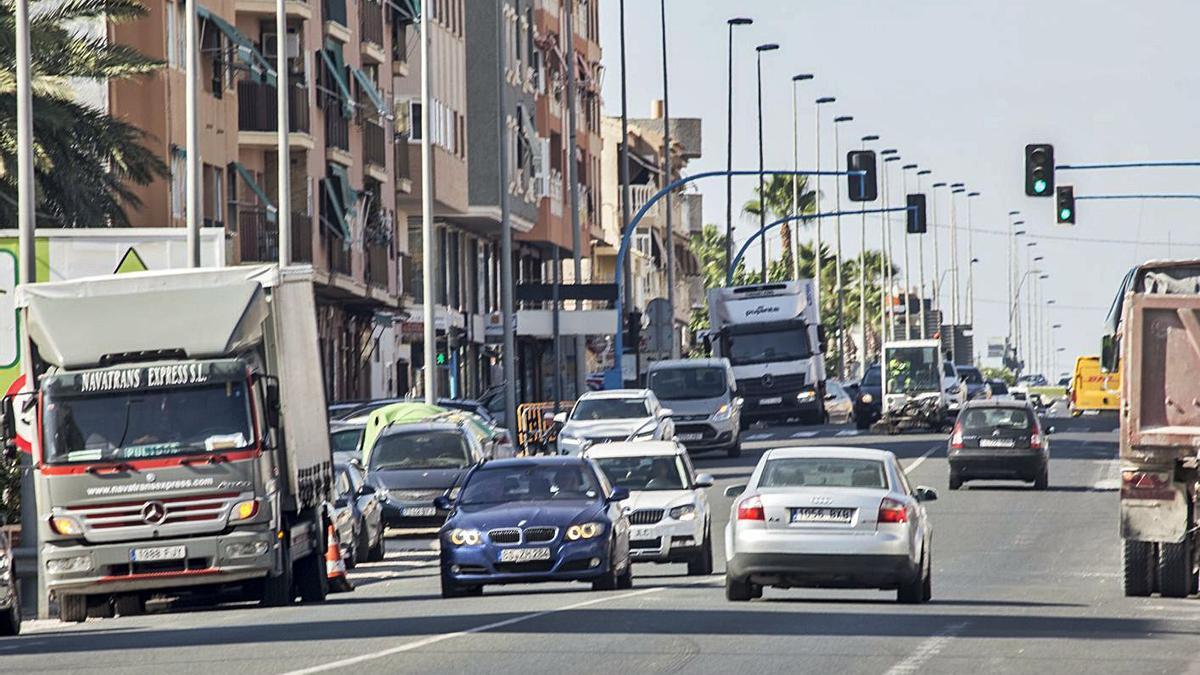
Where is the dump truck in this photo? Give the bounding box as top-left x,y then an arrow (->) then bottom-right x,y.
4,265 -> 337,620
878,339 -> 950,434
706,281 -> 827,426
1103,260 -> 1200,598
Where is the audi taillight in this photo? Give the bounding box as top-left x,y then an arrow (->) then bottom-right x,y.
950,422 -> 963,449
878,497 -> 908,524
737,495 -> 765,521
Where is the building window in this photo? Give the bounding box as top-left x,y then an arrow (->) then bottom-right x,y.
166,1 -> 186,70
408,100 -> 422,141
170,152 -> 185,218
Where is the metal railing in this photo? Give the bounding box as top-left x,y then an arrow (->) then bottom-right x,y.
324,98 -> 350,151
326,233 -> 352,275
394,133 -> 412,182
361,0 -> 384,46
240,210 -> 314,263
366,242 -> 389,289
238,80 -> 310,133
364,120 -> 387,168
391,18 -> 408,63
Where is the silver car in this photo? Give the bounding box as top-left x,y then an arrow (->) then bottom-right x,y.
724,446 -> 937,603
555,389 -> 675,455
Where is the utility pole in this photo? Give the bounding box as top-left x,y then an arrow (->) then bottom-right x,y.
276,0 -> 291,267
832,115 -> 852,377
949,185 -> 964,364
564,1 -> 586,392
858,135 -> 878,377
724,17 -> 753,276
790,75 -> 813,280
900,166 -> 912,340
421,0 -> 436,402
496,0 -> 517,439
618,0 -> 633,384
813,97 -> 835,317
659,0 -> 679,358
186,0 -> 200,267
967,191 -> 980,330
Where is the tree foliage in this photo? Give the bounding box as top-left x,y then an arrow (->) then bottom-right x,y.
742,175 -> 817,279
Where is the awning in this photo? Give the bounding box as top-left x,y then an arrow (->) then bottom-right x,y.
352,68 -> 390,119
324,162 -> 357,239
388,0 -> 419,23
318,39 -> 354,119
197,5 -> 277,87
229,162 -> 277,223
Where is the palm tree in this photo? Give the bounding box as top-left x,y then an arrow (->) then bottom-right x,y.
0,0 -> 165,227
742,174 -> 817,279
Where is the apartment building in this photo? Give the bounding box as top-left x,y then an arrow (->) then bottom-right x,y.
107,0 -> 416,401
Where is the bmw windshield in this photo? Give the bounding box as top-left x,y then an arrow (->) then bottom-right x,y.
459,463 -> 603,505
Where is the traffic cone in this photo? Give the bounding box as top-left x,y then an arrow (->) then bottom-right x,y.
325,523 -> 353,593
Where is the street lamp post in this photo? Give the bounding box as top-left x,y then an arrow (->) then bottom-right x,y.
1025,241 -> 1039,372
420,0 -> 436,401
790,74 -> 814,280
917,169 -> 932,339
966,191 -> 981,329
724,17 -> 753,273
858,134 -> 879,376
832,114 -> 854,377
949,184 -> 965,364
755,43 -> 780,283
931,182 -> 947,324
813,96 -> 836,314
901,163 -> 918,340
880,150 -> 899,348
1007,211 -> 1022,357
658,0 -> 679,358
1012,228 -> 1026,367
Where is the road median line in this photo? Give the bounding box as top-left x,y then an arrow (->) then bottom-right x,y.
903,445 -> 940,473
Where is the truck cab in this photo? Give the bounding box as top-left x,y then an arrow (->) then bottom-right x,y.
880,340 -> 949,433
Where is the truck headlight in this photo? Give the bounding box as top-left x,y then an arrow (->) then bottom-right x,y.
48,514 -> 84,536
668,504 -> 696,521
797,390 -> 817,403
225,541 -> 270,558
710,403 -> 733,421
448,528 -> 482,546
566,522 -> 604,540
229,499 -> 260,521
46,555 -> 93,574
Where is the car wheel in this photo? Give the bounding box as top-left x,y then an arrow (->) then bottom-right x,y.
616,559 -> 634,590
58,593 -> 87,623
897,558 -> 927,604
592,541 -> 621,591
1158,539 -> 1194,599
725,575 -> 753,602
1034,466 -> 1049,490
1123,540 -> 1155,597
727,439 -> 742,459
0,595 -> 18,636
750,583 -> 764,599
688,524 -> 714,576
368,527 -> 387,562
948,469 -> 963,491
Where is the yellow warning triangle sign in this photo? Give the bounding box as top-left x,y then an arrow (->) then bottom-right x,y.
114,247 -> 149,274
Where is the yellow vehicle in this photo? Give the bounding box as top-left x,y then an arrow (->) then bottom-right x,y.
1069,356 -> 1120,416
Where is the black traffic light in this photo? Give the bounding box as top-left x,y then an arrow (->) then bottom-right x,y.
906,194 -> 927,233
624,310 -> 643,352
1024,143 -> 1055,197
1056,185 -> 1075,224
846,150 -> 878,202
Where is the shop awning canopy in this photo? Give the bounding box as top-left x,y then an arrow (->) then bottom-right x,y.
319,39 -> 355,119
352,68 -> 391,119
197,5 -> 276,87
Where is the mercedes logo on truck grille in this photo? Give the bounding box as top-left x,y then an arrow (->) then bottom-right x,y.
761,374 -> 774,389
141,501 -> 167,525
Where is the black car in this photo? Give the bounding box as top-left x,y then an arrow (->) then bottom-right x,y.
366,421 -> 488,529
852,364 -> 882,430
957,366 -> 991,401
332,461 -> 386,567
948,401 -> 1052,490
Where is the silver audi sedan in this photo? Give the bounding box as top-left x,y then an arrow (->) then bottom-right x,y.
724,446 -> 937,603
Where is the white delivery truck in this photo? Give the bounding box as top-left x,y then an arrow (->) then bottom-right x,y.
706,281 -> 826,426
4,265 -> 338,621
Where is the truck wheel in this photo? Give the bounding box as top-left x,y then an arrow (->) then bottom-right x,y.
296,523 -> 329,603
0,591 -> 18,635
725,575 -> 753,602
1122,540 -> 1155,597
58,593 -> 87,623
86,595 -> 114,618
261,534 -> 295,607
113,594 -> 144,617
1158,540 -> 1194,599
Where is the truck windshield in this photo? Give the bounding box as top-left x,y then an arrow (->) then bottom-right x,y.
42,382 -> 254,465
885,348 -> 941,393
724,324 -> 812,366
648,367 -> 727,401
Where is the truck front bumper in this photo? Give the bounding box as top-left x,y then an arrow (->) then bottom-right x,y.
743,389 -> 822,422
43,528 -> 276,595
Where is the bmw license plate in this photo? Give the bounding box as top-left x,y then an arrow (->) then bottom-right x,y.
402,506 -> 437,517
499,547 -> 551,563
979,438 -> 1016,448
790,508 -> 855,524
677,433 -> 703,441
130,545 -> 186,562
759,397 -> 783,405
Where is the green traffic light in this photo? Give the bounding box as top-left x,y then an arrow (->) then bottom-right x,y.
1060,208 -> 1072,221
436,353 -> 447,365
1034,179 -> 1047,194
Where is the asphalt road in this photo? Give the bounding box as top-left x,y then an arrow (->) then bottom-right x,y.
4,409 -> 1200,674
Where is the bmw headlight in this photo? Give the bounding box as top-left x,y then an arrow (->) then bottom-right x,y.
711,403 -> 733,421
448,528 -> 482,546
566,522 -> 604,540
668,504 -> 697,521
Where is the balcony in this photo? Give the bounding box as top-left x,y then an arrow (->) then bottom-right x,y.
324,98 -> 350,155
323,0 -> 350,42
360,0 -> 385,62
391,20 -> 409,76
240,210 -> 313,263
237,80 -> 314,149
364,120 -> 387,176
326,235 -> 352,276
236,0 -> 312,20
366,242 -> 390,289
394,135 -> 412,193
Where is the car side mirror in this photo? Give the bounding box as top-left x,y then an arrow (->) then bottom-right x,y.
264,380 -> 281,429
609,486 -> 630,502
724,484 -> 746,498
1045,426 -> 1056,435
914,486 -> 938,502
433,495 -> 453,511
694,473 -> 714,489
552,412 -> 567,425
659,407 -> 674,418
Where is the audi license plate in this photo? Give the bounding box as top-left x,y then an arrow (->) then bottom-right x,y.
402,506 -> 437,517
677,433 -> 703,441
979,438 -> 1016,448
499,547 -> 551,563
759,397 -> 783,405
130,545 -> 186,562
790,507 -> 855,524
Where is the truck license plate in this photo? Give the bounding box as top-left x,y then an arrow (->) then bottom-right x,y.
499,547 -> 551,563
759,397 -> 783,405
677,433 -> 702,441
402,506 -> 437,517
130,545 -> 186,562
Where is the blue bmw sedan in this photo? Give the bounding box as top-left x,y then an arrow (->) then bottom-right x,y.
436,457 -> 633,597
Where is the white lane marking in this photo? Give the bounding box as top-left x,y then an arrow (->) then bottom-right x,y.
834,430 -> 859,437
884,622 -> 968,675
903,445 -> 939,473
743,433 -> 772,441
790,431 -> 819,438
280,587 -> 665,674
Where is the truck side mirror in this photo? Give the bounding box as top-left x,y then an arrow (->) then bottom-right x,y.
264,381 -> 281,429
1100,334 -> 1119,373
817,324 -> 828,352
0,396 -> 15,460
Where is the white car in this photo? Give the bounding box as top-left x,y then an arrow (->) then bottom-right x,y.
943,362 -> 968,419
724,446 -> 937,603
555,389 -> 675,455
586,441 -> 715,574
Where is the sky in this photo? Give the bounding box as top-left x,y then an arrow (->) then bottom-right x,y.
597,0 -> 1200,376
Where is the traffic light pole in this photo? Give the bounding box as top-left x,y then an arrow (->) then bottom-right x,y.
603,168 -> 862,390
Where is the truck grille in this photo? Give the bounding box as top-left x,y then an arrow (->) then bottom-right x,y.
740,373 -> 806,396
629,509 -> 664,525
64,491 -> 247,543
672,414 -> 710,423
